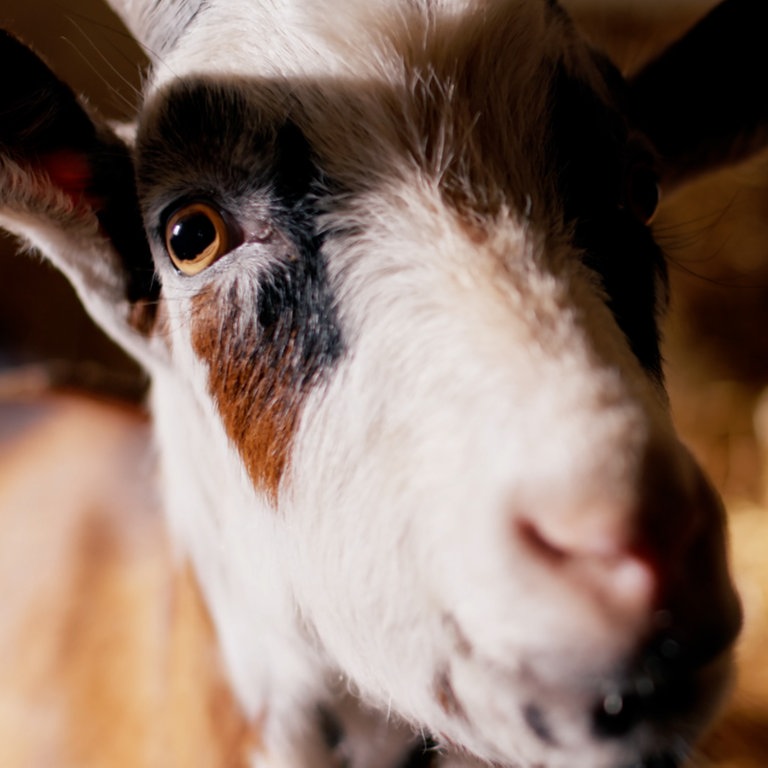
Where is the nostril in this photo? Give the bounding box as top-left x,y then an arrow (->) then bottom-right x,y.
516,518 -> 570,563
516,517 -> 657,612
515,510 -> 639,563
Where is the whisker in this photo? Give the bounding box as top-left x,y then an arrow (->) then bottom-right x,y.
58,5 -> 180,96
59,20 -> 142,117
658,194 -> 759,287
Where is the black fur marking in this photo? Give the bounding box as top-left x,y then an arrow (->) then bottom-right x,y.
522,703 -> 558,746
139,83 -> 343,493
255,121 -> 343,380
139,82 -> 343,379
550,62 -> 667,379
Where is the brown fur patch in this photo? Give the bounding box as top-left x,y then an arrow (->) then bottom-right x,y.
190,283 -> 305,500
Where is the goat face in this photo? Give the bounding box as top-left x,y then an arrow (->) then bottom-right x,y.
2,1 -> 763,766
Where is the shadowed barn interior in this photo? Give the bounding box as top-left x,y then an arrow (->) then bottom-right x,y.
0,1 -> 766,766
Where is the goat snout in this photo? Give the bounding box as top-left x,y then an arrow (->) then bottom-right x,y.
441,434 -> 741,761
515,515 -> 659,618
511,437 -> 741,640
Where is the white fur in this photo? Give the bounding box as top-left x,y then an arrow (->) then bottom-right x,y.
0,2 -> 743,767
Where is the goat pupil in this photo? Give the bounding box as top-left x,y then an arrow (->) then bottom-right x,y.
170,212 -> 216,261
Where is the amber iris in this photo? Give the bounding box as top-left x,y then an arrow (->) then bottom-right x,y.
165,203 -> 231,275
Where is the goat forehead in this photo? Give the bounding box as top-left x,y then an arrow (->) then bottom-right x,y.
152,0 -> 574,88
140,0 -> 604,225
136,0 -> 647,368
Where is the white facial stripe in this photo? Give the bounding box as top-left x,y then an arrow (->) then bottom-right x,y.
149,0 -> 558,88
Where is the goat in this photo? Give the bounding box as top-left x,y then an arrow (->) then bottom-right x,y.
1,1 -> 767,766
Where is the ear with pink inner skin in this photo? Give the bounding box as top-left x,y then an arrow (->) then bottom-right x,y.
0,29 -> 161,367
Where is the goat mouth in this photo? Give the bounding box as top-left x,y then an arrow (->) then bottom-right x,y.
434,609 -> 732,768
591,674 -> 697,741
593,628 -> 736,744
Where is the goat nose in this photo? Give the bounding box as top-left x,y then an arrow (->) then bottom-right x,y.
512,441 -> 742,648
516,514 -> 659,616
512,443 -> 742,740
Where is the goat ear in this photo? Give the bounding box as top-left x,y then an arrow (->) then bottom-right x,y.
628,0 -> 768,190
0,30 -> 161,368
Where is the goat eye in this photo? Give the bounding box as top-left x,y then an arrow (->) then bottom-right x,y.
623,163 -> 660,225
165,202 -> 235,275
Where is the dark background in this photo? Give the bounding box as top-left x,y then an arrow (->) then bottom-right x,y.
1,0 -> 767,498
